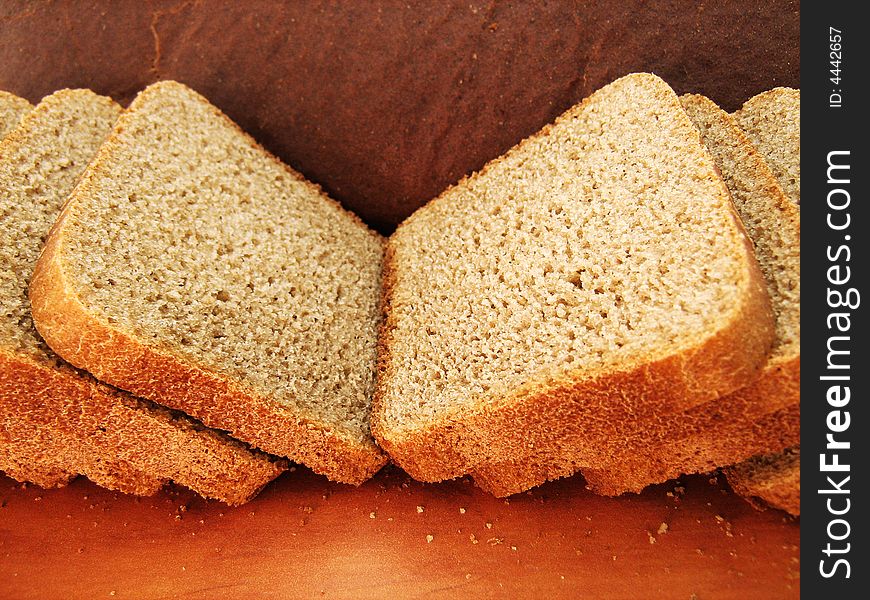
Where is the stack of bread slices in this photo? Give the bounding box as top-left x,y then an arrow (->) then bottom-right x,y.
1,74 -> 798,513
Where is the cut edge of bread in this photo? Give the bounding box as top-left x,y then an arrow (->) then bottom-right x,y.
30,81 -> 388,486
372,73 -> 776,483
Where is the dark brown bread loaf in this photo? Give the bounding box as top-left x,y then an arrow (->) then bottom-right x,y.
0,1 -> 800,231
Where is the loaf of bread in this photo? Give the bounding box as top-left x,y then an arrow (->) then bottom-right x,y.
373,73 -> 775,488
726,446 -> 800,516
0,2 -> 800,230
1,89 -> 285,504
31,81 -> 387,485
733,88 -> 800,205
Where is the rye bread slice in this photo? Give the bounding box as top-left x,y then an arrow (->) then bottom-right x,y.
726,88 -> 801,515
30,81 -> 387,484
1,89 -> 284,504
726,446 -> 800,516
0,92 -> 75,488
571,94 -> 800,496
372,73 -> 775,484
733,88 -> 800,205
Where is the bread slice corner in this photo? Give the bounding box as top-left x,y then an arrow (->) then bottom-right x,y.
733,87 -> 800,206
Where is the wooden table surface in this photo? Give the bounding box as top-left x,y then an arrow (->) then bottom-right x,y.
0,467 -> 799,599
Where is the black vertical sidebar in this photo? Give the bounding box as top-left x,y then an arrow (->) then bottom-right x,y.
802,2 -> 869,596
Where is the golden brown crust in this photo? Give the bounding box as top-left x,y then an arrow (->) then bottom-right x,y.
726,447 -> 800,516
0,347 -> 284,503
473,355 -> 799,497
372,74 -> 776,485
0,348 -> 166,496
30,82 -> 387,485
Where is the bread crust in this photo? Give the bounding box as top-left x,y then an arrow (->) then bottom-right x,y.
1,347 -> 286,503
1,348 -> 166,496
726,447 -> 800,516
372,74 -> 776,484
30,82 -> 388,486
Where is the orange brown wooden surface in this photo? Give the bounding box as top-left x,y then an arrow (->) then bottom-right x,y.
1,467 -> 798,599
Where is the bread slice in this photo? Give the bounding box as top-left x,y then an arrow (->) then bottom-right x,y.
1,89 -> 284,504
558,93 -> 800,495
726,88 -> 801,515
0,90 -> 32,139
31,81 -> 387,484
0,93 -> 76,489
372,73 -> 775,485
733,88 -> 800,205
726,446 -> 800,516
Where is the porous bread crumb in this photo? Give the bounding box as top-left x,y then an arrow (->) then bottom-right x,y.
375,73 -> 773,487
0,91 -> 31,140
0,93 -> 118,357
379,73 -> 756,431
47,81 -> 384,467
733,88 -> 800,205
682,94 -> 800,362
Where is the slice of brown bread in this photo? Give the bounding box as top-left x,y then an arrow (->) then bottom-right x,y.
473,92 -> 800,497
0,93 -> 75,489
726,446 -> 800,516
31,81 -> 387,485
0,90 -> 32,139
726,89 -> 801,515
733,88 -> 800,205
372,73 -> 775,485
556,93 -> 801,496
1,89 -> 284,504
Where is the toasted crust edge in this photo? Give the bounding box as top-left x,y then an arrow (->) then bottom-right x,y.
1,347 -> 287,504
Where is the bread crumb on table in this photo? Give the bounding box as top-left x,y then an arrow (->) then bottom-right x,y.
426,534 -> 434,543
416,505 -> 424,513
